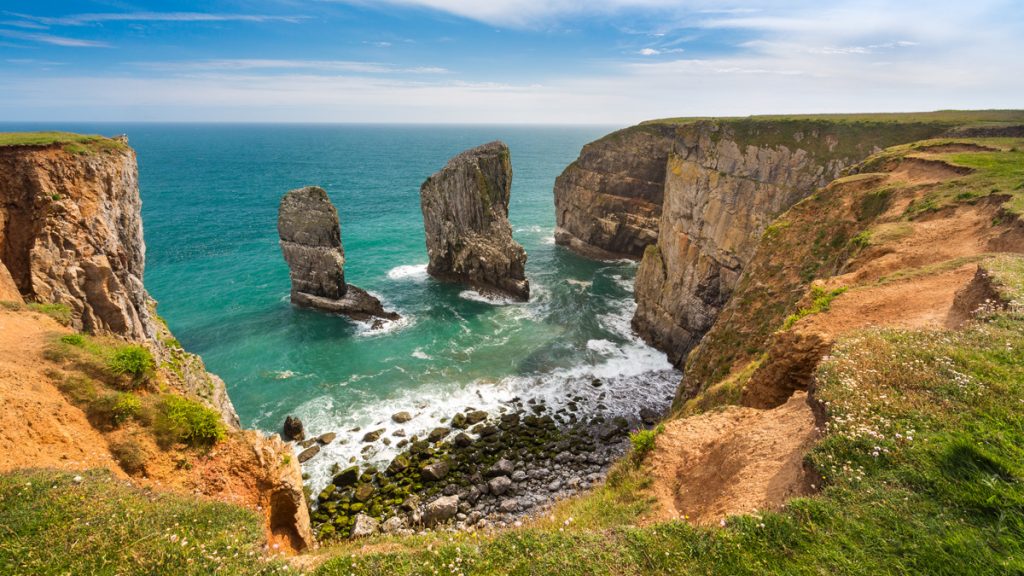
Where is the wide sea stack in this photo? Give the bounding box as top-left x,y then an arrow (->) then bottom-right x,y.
420,141 -> 529,300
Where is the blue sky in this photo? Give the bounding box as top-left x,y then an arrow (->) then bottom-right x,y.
0,0 -> 1021,123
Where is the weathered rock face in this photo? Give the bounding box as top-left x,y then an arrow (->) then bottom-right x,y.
278,186 -> 397,321
420,141 -> 529,300
555,118 -> 952,368
553,124 -> 677,259
0,142 -> 154,339
632,129 -> 854,366
0,260 -> 21,302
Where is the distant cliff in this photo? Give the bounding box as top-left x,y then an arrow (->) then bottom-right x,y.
554,114 -> 1015,368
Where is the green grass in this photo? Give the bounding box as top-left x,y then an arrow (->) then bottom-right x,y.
781,285 -> 848,330
154,395 -> 227,448
305,302 -> 1024,576
106,344 -> 156,386
0,469 -> 289,576
642,109 -> 1024,127
0,131 -> 128,154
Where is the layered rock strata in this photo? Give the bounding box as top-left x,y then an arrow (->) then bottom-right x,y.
420,141 -> 529,300
0,140 -> 154,339
633,126 -> 865,366
555,118 -> 953,367
278,186 -> 398,322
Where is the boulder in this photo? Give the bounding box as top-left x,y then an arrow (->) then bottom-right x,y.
362,428 -> 385,443
317,432 -> 337,445
332,466 -> 360,487
485,458 -> 515,478
297,445 -> 320,463
423,495 -> 459,526
278,186 -> 398,321
419,141 -> 529,300
350,514 -> 379,538
427,427 -> 450,442
421,460 -> 450,482
283,415 -> 305,442
392,411 -> 412,423
488,476 -> 512,496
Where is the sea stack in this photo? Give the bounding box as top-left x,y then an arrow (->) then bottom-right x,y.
420,141 -> 529,300
278,186 -> 398,323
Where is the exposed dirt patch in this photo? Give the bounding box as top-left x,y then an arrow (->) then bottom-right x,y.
644,392 -> 818,525
0,308 -> 122,474
888,157 -> 973,185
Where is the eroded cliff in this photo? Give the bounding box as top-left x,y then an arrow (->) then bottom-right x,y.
0,134 -> 314,553
0,138 -> 154,340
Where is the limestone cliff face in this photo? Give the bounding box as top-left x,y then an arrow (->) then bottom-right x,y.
553,124 -> 676,259
278,186 -> 397,322
556,119 -> 953,368
421,141 -> 529,300
632,126 -> 855,366
0,142 -> 153,339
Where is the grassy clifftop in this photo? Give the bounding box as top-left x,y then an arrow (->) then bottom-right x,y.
0,131 -> 129,155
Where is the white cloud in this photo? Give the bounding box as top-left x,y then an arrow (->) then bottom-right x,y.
8,12 -> 308,26
133,59 -> 449,75
0,29 -> 109,47
639,48 -> 660,56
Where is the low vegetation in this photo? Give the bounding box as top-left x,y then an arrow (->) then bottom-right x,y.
0,469 -> 287,576
0,131 -> 128,154
0,300 -> 73,325
781,285 -> 848,330
154,394 -> 227,448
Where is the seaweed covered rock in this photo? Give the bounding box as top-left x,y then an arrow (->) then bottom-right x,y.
278,186 -> 398,322
420,142 -> 529,300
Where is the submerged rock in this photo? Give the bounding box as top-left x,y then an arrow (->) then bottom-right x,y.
420,141 -> 529,300
278,186 -> 399,322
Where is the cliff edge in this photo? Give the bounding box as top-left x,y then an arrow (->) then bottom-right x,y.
0,132 -> 314,553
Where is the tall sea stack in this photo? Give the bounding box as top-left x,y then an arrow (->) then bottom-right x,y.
278,186 -> 398,322
420,141 -> 529,301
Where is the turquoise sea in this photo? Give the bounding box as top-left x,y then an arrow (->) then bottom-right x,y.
3,124 -> 680,490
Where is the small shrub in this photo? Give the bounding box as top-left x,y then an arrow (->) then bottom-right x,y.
87,392 -> 141,429
0,301 -> 24,312
782,285 -> 848,330
55,374 -> 98,405
27,303 -> 72,326
60,334 -> 85,346
109,438 -> 147,475
849,230 -> 872,249
106,345 -> 155,387
628,424 -> 665,466
154,395 -> 226,448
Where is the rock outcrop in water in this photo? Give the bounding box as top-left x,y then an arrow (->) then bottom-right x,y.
420,141 -> 529,300
278,186 -> 398,323
0,138 -> 154,339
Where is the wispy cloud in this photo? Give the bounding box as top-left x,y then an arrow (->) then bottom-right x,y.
134,59 -> 449,75
7,12 -> 308,26
0,29 -> 109,47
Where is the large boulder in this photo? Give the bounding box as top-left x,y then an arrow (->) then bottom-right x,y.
278,186 -> 398,322
422,495 -> 459,526
420,142 -> 529,300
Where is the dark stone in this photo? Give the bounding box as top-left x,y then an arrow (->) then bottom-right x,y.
421,460 -> 450,482
427,427 -> 450,442
362,428 -> 385,442
283,415 -> 305,441
392,411 -> 412,423
465,410 -> 488,425
318,432 -> 337,445
333,466 -> 360,487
